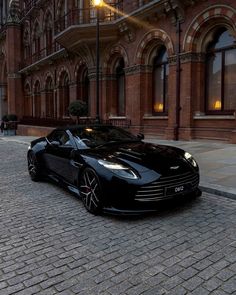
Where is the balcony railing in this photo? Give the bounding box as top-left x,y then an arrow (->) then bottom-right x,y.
55,2 -> 123,35
20,41 -> 63,69
20,116 -> 131,128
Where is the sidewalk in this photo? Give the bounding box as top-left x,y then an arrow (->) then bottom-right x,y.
1,133 -> 236,199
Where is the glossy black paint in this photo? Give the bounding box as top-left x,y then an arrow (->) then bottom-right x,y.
27,125 -> 201,214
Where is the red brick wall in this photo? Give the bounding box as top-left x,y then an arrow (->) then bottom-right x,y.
1,0 -> 236,142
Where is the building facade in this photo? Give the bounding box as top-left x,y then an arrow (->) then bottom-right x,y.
0,0 -> 236,142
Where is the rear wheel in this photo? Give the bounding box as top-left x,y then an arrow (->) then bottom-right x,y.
79,168 -> 102,214
27,151 -> 41,181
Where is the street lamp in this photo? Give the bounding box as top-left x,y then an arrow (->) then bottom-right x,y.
94,0 -> 103,123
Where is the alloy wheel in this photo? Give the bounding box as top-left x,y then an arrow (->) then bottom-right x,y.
28,152 -> 40,181
79,168 -> 102,214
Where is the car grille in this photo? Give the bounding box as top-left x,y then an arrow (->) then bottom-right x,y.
135,172 -> 199,202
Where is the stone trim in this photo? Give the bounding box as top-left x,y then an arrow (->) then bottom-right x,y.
124,65 -> 152,75
143,116 -> 168,120
168,52 -> 206,64
194,115 -> 235,120
135,29 -> 174,64
184,5 -> 236,52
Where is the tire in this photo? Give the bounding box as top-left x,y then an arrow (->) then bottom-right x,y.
79,168 -> 102,214
27,151 -> 41,181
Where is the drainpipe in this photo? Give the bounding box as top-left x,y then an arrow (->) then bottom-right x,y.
167,0 -> 181,141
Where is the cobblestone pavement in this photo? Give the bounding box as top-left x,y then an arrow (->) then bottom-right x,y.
0,140 -> 236,295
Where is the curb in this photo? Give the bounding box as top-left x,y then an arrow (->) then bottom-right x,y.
200,185 -> 236,201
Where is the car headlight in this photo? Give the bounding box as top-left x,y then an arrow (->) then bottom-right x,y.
98,159 -> 139,179
184,152 -> 197,168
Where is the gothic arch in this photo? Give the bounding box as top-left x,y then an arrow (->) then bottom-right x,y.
43,9 -> 53,30
134,29 -> 174,64
24,80 -> 31,92
33,78 -> 41,91
103,44 -> 129,74
32,19 -> 41,39
33,79 -> 41,118
183,5 -> 236,52
23,81 -> 32,117
58,66 -> 71,85
74,61 -> 88,80
44,71 -> 54,89
56,0 -> 66,18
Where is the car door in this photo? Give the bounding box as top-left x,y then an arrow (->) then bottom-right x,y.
44,130 -> 76,183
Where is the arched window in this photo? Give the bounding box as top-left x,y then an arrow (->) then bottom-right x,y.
59,71 -> 70,117
56,0 -> 67,32
24,84 -> 32,117
206,28 -> 236,113
44,12 -> 53,55
32,22 -> 41,61
152,46 -> 168,115
34,81 -> 41,118
23,29 -> 30,61
45,76 -> 54,118
116,58 -> 125,116
77,67 -> 89,116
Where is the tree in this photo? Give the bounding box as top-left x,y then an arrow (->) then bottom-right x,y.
68,100 -> 88,124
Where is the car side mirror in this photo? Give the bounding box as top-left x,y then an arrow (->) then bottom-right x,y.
137,133 -> 144,140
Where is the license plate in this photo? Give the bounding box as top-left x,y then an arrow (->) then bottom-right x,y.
165,183 -> 191,196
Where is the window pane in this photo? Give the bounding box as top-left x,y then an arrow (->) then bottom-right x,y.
153,65 -> 164,113
207,52 -> 222,111
118,75 -> 125,115
215,30 -> 235,49
224,49 -> 236,110
165,64 -> 169,111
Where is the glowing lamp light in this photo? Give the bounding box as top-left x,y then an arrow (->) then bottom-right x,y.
214,100 -> 221,110
93,0 -> 103,7
154,103 -> 164,112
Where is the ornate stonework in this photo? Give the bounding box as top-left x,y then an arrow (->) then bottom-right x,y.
168,52 -> 206,64
124,65 -> 152,75
8,0 -> 21,23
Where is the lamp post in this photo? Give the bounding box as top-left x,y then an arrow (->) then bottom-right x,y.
94,0 -> 103,123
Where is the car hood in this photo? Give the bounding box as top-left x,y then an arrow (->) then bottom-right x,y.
84,141 -> 195,175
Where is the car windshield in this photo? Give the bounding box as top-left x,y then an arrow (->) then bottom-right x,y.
70,125 -> 139,148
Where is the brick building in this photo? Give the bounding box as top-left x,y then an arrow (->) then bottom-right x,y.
0,0 -> 236,142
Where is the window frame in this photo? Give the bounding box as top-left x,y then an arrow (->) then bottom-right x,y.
116,58 -> 126,117
205,30 -> 236,115
152,46 -> 168,116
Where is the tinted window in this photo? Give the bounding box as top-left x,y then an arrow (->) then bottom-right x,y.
47,130 -> 72,146
71,126 -> 138,148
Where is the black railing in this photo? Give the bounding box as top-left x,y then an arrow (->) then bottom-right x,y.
20,116 -> 131,128
20,42 -> 62,69
20,117 -> 74,127
55,2 -> 123,35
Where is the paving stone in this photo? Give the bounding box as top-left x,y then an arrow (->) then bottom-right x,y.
0,140 -> 236,294
203,277 -> 223,292
221,277 -> 236,293
182,276 -> 204,292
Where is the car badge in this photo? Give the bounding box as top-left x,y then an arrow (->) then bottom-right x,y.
170,166 -> 179,170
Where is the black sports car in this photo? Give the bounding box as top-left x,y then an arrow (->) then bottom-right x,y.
27,125 -> 201,214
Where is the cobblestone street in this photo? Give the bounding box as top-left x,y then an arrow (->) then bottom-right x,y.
0,139 -> 236,295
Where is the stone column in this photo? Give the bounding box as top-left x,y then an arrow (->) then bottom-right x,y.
6,12 -> 23,118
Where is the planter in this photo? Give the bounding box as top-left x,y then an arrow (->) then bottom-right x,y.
3,121 -> 17,136
3,129 -> 16,136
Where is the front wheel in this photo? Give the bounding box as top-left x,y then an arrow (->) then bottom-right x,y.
79,168 -> 103,214
27,151 -> 41,181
